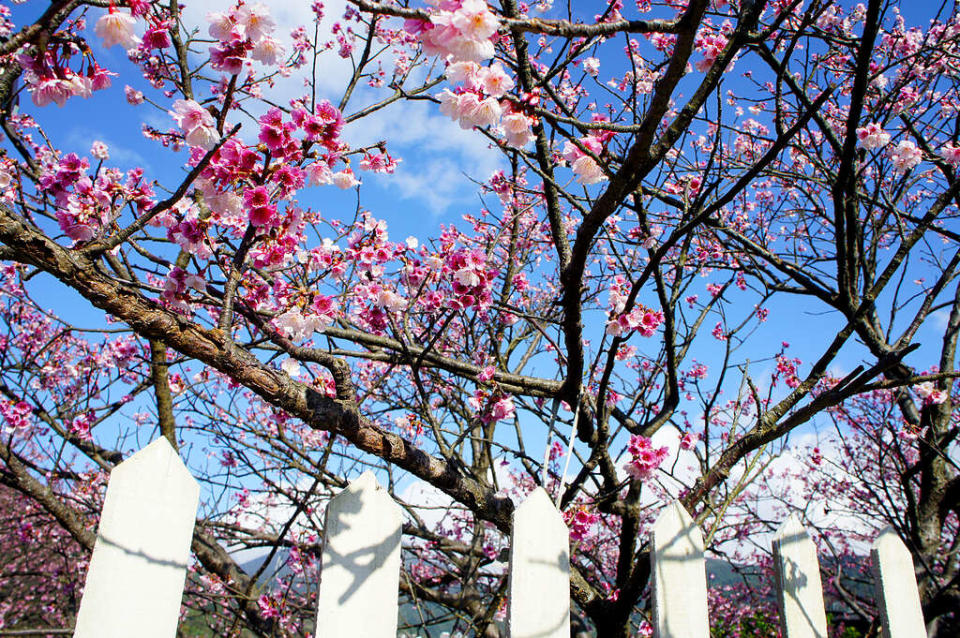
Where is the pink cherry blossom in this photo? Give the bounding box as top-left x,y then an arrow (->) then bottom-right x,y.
375,288 -> 407,312
856,122 -> 891,150
478,64 -> 514,98
451,0 -> 499,41
169,99 -> 220,150
235,3 -> 276,41
939,143 -> 960,166
446,60 -> 481,87
30,78 -> 75,108
94,9 -> 139,50
889,139 -> 922,173
331,168 -> 360,189
623,435 -> 669,480
251,36 -> 284,65
207,11 -> 239,41
489,395 -> 515,421
915,381 -> 948,405
90,141 -> 109,161
502,112 -> 535,147
679,431 -> 700,450
275,307 -> 328,341
694,31 -> 728,72
124,85 -> 144,105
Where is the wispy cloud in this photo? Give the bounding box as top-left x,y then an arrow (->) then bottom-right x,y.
352,99 -> 503,215
64,127 -> 150,170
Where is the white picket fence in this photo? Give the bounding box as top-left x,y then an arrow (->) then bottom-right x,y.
71,438 -> 926,637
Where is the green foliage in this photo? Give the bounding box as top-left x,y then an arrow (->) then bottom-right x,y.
710,610 -> 779,638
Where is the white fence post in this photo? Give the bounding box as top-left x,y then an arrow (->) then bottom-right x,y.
315,471 -> 402,637
69,467 -> 935,637
73,438 -> 199,638
508,487 -> 570,638
871,527 -> 926,638
651,500 -> 709,638
772,515 -> 828,638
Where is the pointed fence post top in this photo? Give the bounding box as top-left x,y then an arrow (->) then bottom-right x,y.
110,437 -> 198,495
350,469 -> 380,492
774,514 -> 810,545
653,500 -> 703,552
872,526 -> 908,554
73,437 -> 200,638
514,487 -> 566,530
327,471 -> 400,517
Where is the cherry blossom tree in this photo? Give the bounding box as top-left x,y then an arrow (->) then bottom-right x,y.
0,0 -> 958,636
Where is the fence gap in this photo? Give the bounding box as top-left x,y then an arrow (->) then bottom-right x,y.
508,487 -> 570,638
73,438 -> 199,638
315,471 -> 402,637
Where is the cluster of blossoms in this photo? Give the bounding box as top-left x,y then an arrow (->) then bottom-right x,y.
469,389 -> 515,424
258,107 -> 303,159
604,276 -> 664,338
889,139 -> 923,173
274,298 -> 338,341
623,435 -> 669,480
562,135 -> 607,185
939,143 -> 960,166
564,505 -> 601,542
180,97 -> 351,233
69,412 -> 96,441
38,151 -> 155,242
161,266 -> 206,311
18,45 -> 116,108
349,281 -> 407,332
446,60 -> 514,97
693,24 -> 730,72
435,61 -> 536,147
856,122 -> 891,150
0,400 -> 32,433
166,209 -> 214,259
914,381 -> 948,405
169,99 -> 220,150
206,2 -> 285,73
562,120 -> 616,184
255,591 -> 299,632
445,247 -> 498,311
856,123 -> 924,172
437,60 -> 511,128
0,4 -> 12,39
605,304 -> 664,338
359,151 -> 400,174
436,84 -> 536,148
413,2 -> 539,147
679,431 -> 700,450
405,0 -> 500,63
582,56 -> 600,77
774,354 -> 802,389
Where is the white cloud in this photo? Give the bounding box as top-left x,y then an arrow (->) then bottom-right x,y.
64,127 -> 149,170
930,309 -> 950,331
